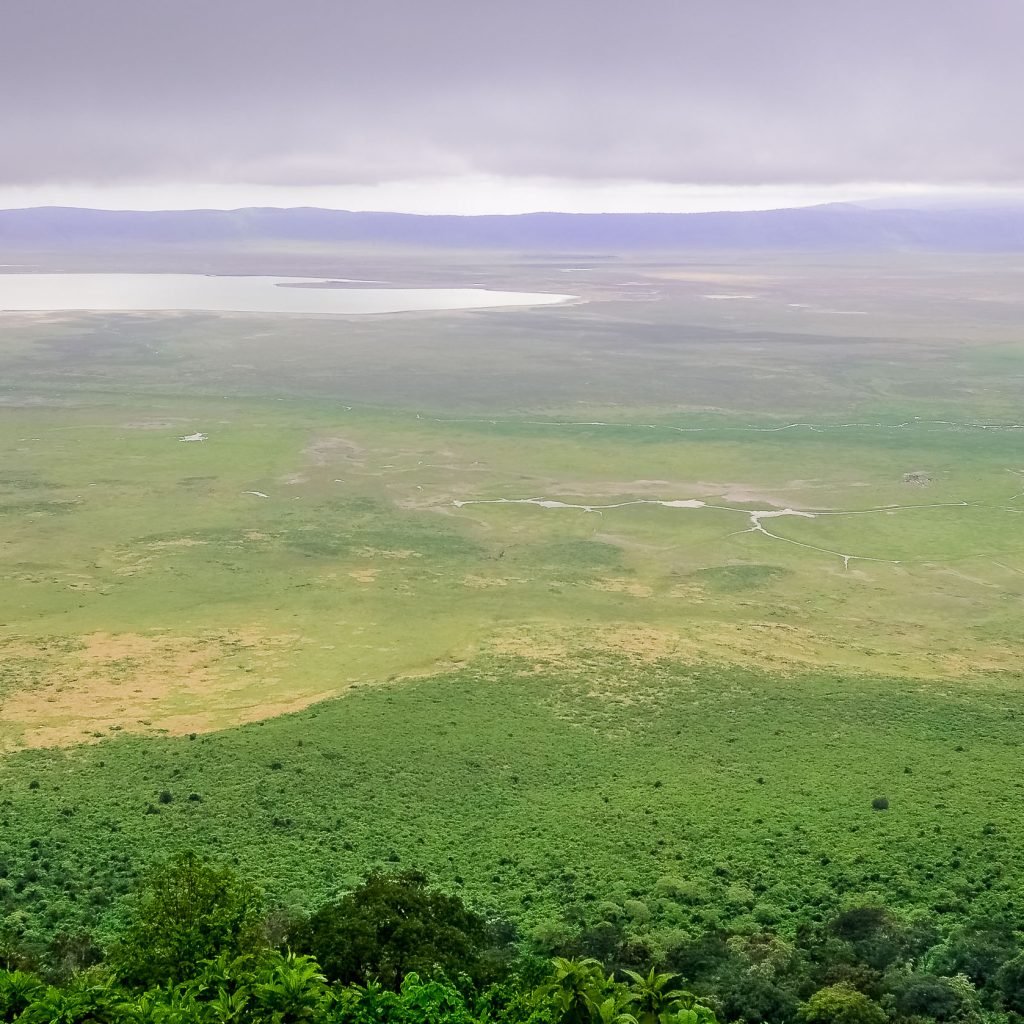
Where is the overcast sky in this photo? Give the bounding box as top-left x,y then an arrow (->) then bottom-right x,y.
2,0 -> 1021,212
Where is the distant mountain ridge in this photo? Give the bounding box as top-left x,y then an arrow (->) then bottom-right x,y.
3,203 -> 1024,250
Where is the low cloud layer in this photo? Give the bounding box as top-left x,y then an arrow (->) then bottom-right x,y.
3,0 -> 1021,188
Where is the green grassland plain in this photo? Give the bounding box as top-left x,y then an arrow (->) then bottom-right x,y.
2,249 -> 1024,946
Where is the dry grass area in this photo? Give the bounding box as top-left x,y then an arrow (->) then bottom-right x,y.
462,574 -> 511,589
487,621 -> 826,671
589,578 -> 654,598
5,609 -> 1017,754
484,620 -> 1024,682
0,628 -> 329,750
347,567 -> 379,583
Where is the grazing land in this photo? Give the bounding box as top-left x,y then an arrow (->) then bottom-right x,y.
3,248 -> 1024,950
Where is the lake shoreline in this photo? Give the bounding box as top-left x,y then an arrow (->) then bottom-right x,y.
0,272 -> 576,315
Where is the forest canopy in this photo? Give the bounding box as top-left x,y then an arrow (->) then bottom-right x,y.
2,853 -> 1022,1024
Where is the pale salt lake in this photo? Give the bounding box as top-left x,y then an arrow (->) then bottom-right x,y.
0,273 -> 574,315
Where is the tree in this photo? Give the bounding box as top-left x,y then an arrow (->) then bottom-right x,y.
590,991 -> 640,1024
925,920 -> 1018,988
622,968 -> 690,1024
798,984 -> 887,1024
714,968 -> 799,1024
0,970 -> 44,1023
829,906 -> 908,972
393,972 -> 478,1024
17,975 -> 116,1024
289,869 -> 488,988
889,972 -> 982,1023
534,957 -> 615,1024
995,953 -> 1024,1014
252,952 -> 330,1023
666,931 -> 732,986
114,988 -> 200,1024
110,852 -> 265,987
535,961 -> 717,1024
45,931 -> 103,984
831,908 -> 891,945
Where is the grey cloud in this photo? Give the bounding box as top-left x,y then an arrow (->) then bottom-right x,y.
1,0 -> 1021,187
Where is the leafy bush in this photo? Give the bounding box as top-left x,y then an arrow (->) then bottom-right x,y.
798,984 -> 887,1024
110,851 -> 265,987
289,868 -> 489,988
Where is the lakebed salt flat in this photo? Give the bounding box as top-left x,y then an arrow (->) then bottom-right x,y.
3,248 -> 1024,942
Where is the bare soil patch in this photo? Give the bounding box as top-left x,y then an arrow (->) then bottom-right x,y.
304,436 -> 365,466
462,574 -> 510,589
357,547 -> 420,559
903,471 -> 932,486
348,567 -> 379,583
590,578 -> 654,597
547,478 -> 828,509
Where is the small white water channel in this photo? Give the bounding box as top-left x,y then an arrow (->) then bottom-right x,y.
452,495 -> 1020,570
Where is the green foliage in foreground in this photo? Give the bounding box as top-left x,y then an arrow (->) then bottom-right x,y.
4,855 -> 1024,1024
0,952 -> 718,1024
110,853 -> 266,988
291,869 -> 493,988
0,855 -> 723,1024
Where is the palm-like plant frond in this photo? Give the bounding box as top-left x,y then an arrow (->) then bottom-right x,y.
622,967 -> 691,1024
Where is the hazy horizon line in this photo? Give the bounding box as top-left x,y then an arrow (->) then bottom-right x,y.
2,179 -> 1024,218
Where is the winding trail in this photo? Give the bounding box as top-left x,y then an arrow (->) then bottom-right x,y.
451,495 -> 1021,571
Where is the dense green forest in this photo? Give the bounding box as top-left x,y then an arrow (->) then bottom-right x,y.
3,853 -> 1024,1024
